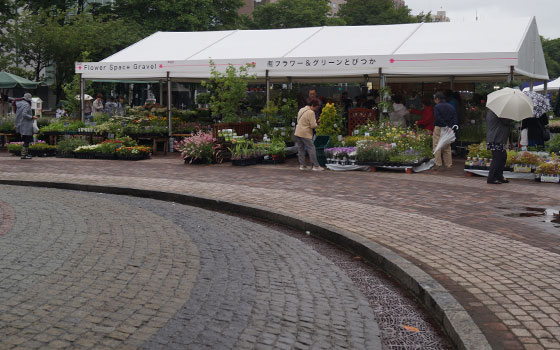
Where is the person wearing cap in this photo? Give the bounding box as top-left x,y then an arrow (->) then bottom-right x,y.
15,93 -> 38,160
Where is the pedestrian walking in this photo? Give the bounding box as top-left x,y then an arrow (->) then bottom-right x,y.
14,93 -> 37,160
295,98 -> 324,171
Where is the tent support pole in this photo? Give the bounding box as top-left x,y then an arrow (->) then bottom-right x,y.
288,77 -> 292,90
544,80 -> 548,95
129,84 -> 134,107
509,66 -> 514,87
79,74 -> 84,123
167,72 -> 173,152
379,68 -> 385,89
530,79 -> 534,91
159,80 -> 164,104
266,70 -> 270,107
450,76 -> 455,91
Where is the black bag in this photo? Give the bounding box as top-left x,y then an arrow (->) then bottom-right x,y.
543,127 -> 551,142
539,120 -> 550,141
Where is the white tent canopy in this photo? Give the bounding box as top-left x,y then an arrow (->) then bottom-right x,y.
523,77 -> 560,92
76,17 -> 548,83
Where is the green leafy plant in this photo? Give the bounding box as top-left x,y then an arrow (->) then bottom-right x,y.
202,61 -> 256,123
0,117 -> 15,133
466,142 -> 492,159
267,137 -> 286,157
546,134 -> 560,154
56,138 -> 90,152
378,86 -> 393,114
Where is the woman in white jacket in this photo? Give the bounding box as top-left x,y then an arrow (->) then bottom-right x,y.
389,95 -> 409,127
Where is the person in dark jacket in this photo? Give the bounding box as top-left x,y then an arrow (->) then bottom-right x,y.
433,92 -> 458,170
486,109 -> 511,184
14,93 -> 37,160
521,113 -> 549,147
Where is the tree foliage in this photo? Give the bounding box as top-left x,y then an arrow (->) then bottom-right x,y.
1,9 -> 143,101
111,0 -> 243,32
542,36 -> 560,79
202,62 -> 255,122
250,0 -> 332,29
338,0 -> 415,26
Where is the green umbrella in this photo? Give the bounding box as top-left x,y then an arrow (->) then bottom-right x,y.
0,72 -> 39,89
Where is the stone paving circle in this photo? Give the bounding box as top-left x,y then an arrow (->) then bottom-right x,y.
2,153 -> 560,350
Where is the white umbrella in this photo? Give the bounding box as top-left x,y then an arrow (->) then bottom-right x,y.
486,88 -> 533,121
75,94 -> 93,101
433,127 -> 456,154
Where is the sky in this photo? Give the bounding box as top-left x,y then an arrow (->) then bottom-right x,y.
404,0 -> 560,39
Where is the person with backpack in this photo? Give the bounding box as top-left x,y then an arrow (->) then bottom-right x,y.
14,93 -> 37,160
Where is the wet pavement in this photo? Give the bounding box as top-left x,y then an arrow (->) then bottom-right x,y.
0,186 -> 381,349
2,151 -> 560,349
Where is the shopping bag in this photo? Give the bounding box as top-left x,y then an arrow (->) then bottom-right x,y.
32,120 -> 39,134
433,127 -> 455,154
520,128 -> 528,146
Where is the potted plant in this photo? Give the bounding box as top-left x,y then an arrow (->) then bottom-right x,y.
536,161 -> 560,183
56,138 -> 90,158
73,144 -> 100,159
356,140 -> 391,165
115,146 -> 152,161
267,137 -> 286,161
174,131 -> 219,165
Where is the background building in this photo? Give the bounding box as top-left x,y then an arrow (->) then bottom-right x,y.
434,10 -> 450,22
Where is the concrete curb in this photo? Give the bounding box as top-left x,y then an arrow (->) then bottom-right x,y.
0,179 -> 492,350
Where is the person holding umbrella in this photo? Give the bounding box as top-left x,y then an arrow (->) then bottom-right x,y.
521,91 -> 552,148
485,88 -> 534,184
485,110 -> 511,184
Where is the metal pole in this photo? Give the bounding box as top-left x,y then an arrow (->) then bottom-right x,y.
167,72 -> 174,153
544,80 -> 548,95
167,72 -> 172,138
266,70 -> 270,107
530,79 -> 534,92
288,77 -> 292,90
79,74 -> 84,122
450,76 -> 455,91
159,80 -> 164,105
378,68 -> 385,89
509,66 -> 514,87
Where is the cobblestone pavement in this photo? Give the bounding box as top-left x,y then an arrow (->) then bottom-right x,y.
2,153 -> 560,349
0,185 -> 384,349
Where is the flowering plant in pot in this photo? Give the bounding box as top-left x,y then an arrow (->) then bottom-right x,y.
116,146 -> 152,160
536,161 -> 560,183
174,131 -> 219,164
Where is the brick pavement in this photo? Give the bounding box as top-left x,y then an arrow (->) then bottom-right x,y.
2,153 -> 560,349
0,185 -> 384,350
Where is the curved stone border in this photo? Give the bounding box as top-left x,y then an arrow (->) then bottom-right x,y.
0,179 -> 491,350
